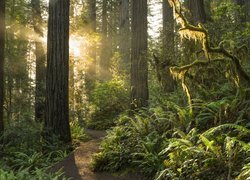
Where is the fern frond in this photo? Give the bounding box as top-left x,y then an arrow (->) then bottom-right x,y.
202,124 -> 250,137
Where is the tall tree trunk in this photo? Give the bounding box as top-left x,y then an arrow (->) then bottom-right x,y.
31,0 -> 46,122
131,0 -> 148,109
188,0 -> 206,24
45,0 -> 71,143
85,0 -> 96,97
183,0 -> 206,64
100,0 -> 110,81
119,0 -> 130,72
109,2 -> 115,55
161,0 -> 175,93
0,0 -> 5,134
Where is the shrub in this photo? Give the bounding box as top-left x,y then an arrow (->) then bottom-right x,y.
87,80 -> 129,130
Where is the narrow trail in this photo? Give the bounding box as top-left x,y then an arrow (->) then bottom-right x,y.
51,129 -> 141,180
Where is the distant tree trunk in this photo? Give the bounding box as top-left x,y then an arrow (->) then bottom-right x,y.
131,0 -> 148,109
31,0 -> 46,122
109,2 -> 116,55
88,0 -> 96,63
119,0 -> 130,72
183,0 -> 206,63
45,0 -> 71,143
85,0 -> 97,95
100,0 -> 110,81
188,0 -> 206,24
0,0 -> 5,134
160,0 -> 175,93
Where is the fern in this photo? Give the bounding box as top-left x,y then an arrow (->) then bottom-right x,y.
237,162 -> 250,180
0,168 -> 66,180
202,124 -> 250,137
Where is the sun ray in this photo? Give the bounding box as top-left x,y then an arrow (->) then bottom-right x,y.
69,35 -> 87,58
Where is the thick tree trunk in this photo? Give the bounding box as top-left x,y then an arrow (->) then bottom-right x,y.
0,0 -> 5,133
45,0 -> 71,143
131,0 -> 148,109
31,0 -> 46,122
119,0 -> 130,72
161,0 -> 176,93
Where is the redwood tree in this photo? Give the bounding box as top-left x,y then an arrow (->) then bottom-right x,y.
45,0 -> 71,143
31,0 -> 46,122
119,0 -> 130,71
100,0 -> 110,80
131,0 -> 148,109
85,0 -> 97,96
161,0 -> 175,92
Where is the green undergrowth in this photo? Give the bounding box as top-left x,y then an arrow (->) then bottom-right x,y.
86,79 -> 129,130
92,92 -> 250,179
70,121 -> 90,143
0,168 -> 65,180
0,120 -> 88,179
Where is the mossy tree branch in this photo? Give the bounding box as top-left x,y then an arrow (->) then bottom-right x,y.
168,0 -> 250,86
170,58 -> 226,76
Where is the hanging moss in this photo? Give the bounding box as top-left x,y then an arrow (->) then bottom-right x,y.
167,0 -> 250,107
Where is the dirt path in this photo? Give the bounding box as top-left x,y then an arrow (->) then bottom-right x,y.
51,129 -> 141,180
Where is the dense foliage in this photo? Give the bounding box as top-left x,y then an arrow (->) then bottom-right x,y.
86,79 -> 129,130
91,0 -> 250,179
0,0 -> 249,179
0,120 -> 87,179
93,94 -> 250,179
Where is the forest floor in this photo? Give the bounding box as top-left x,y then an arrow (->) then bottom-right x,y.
50,129 -> 141,180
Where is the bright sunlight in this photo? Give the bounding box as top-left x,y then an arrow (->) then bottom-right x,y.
69,35 -> 87,58
41,34 -> 87,58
